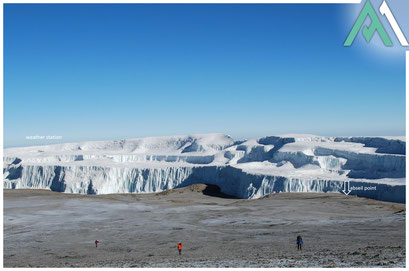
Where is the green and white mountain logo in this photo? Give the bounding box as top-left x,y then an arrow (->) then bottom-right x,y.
344,0 -> 408,47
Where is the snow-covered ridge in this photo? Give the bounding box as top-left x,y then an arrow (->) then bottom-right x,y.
3,134 -> 406,203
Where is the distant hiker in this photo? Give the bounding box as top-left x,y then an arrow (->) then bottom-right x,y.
296,235 -> 303,251
95,240 -> 100,248
177,242 -> 183,255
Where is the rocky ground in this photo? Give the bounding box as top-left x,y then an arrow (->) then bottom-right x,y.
3,186 -> 406,267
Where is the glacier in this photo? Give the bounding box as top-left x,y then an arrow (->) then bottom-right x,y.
3,133 -> 406,203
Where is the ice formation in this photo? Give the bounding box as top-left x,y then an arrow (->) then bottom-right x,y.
3,133 -> 406,202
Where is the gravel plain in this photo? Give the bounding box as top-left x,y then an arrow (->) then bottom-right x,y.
3,185 -> 406,267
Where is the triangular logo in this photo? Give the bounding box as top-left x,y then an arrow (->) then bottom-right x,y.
344,0 -> 392,46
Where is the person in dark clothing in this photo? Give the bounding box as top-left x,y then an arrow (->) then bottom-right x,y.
95,240 -> 100,248
296,235 -> 303,251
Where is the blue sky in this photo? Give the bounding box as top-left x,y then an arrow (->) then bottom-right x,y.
4,3 -> 407,147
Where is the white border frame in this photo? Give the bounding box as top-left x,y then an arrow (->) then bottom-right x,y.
1,1 -> 407,271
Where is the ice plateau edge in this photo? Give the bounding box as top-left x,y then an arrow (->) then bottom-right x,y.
3,134 -> 405,203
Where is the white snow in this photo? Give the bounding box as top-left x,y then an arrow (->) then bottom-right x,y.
3,133 -> 406,202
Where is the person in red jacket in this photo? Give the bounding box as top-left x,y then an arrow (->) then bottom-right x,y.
177,242 -> 183,255
95,240 -> 100,248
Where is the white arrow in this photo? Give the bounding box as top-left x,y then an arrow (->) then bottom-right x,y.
342,181 -> 351,195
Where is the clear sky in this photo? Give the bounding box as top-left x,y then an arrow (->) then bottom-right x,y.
4,2 -> 407,147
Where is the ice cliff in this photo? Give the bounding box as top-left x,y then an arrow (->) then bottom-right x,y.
3,133 -> 406,203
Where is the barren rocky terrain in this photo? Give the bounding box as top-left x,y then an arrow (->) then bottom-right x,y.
3,186 -> 406,267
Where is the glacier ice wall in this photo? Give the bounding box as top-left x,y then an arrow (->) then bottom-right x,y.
3,134 -> 406,203
3,164 -> 405,203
